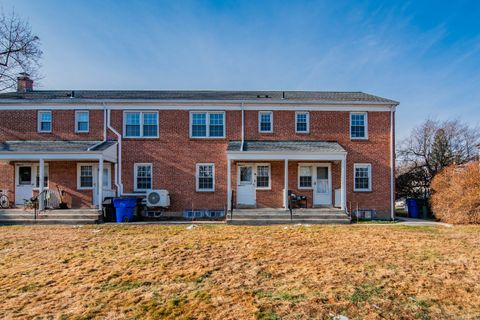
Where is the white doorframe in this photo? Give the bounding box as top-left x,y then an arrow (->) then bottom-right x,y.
236,163 -> 256,207
15,164 -> 34,205
313,163 -> 332,207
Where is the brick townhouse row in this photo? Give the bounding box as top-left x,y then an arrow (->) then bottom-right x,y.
0,74 -> 398,218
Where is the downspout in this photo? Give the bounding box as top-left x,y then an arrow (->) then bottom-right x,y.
390,106 -> 395,220
240,101 -> 245,151
105,103 -> 123,196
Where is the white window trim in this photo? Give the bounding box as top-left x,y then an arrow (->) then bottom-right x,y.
189,111 -> 226,139
196,163 -> 215,192
258,111 -> 273,133
33,164 -> 49,190
353,163 -> 372,192
134,163 -> 153,192
297,164 -> 314,190
77,163 -> 95,190
255,163 -> 271,190
123,111 -> 159,138
295,112 -> 310,133
38,111 -> 52,133
75,111 -> 90,133
350,112 -> 368,140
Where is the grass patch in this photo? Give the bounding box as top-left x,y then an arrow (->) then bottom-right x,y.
350,283 -> 382,304
0,224 -> 479,319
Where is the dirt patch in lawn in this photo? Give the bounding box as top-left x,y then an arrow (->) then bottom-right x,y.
0,224 -> 479,319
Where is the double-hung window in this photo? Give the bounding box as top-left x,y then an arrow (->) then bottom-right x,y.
256,165 -> 271,189
134,163 -> 152,191
75,111 -> 89,133
354,163 -> 372,192
196,163 -> 215,192
259,111 -> 273,133
78,164 -> 94,189
38,111 -> 52,133
295,112 -> 309,133
190,112 -> 225,138
124,112 -> 158,138
350,112 -> 368,139
298,165 -> 313,189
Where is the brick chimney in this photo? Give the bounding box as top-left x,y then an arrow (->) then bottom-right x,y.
17,72 -> 33,92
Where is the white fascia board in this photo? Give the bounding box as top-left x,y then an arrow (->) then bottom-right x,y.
227,152 -> 347,161
0,102 -> 397,112
0,152 -> 103,161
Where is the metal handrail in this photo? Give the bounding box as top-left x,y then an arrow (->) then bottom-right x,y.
230,190 -> 235,220
32,189 -> 50,220
288,195 -> 293,221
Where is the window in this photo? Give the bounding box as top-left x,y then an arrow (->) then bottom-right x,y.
124,112 -> 158,138
256,165 -> 271,189
295,112 -> 309,133
190,112 -> 225,138
259,111 -> 273,133
298,165 -> 313,189
38,111 -> 52,132
350,112 -> 368,139
78,165 -> 93,189
354,163 -> 372,192
35,166 -> 49,188
134,163 -> 152,191
75,111 -> 89,133
196,163 -> 214,192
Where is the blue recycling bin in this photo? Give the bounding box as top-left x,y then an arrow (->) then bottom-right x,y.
406,198 -> 419,218
113,198 -> 137,223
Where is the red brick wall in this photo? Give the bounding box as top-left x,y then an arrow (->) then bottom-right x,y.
110,110 -> 242,212
0,108 -> 393,216
0,110 -> 104,142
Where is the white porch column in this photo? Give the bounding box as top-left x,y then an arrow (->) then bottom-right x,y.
284,159 -> 289,208
340,156 -> 347,211
227,158 -> 231,211
39,158 -> 45,210
98,157 -> 104,211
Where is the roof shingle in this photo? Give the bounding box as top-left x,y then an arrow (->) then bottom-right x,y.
0,90 -> 399,104
227,140 -> 346,153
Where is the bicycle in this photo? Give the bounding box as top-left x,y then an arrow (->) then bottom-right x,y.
0,190 -> 10,209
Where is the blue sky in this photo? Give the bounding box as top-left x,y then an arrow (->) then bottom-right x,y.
1,0 -> 479,138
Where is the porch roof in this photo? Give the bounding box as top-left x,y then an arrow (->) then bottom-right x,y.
227,140 -> 346,161
227,140 -> 345,153
0,140 -> 117,161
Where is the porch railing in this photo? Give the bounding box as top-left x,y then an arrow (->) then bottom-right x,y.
230,190 -> 235,220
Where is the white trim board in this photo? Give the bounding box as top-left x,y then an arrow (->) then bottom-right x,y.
228,152 -> 347,161
0,104 -> 397,112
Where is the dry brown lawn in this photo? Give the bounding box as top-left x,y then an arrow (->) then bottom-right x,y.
0,224 -> 479,320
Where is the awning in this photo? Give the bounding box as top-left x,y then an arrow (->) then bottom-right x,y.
227,140 -> 346,161
0,140 -> 117,162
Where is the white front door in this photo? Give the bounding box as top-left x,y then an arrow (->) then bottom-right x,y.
237,164 -> 256,207
313,164 -> 332,206
15,165 -> 34,205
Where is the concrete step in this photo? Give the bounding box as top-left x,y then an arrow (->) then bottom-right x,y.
0,209 -> 102,225
227,218 -> 350,225
0,214 -> 101,220
0,219 -> 100,225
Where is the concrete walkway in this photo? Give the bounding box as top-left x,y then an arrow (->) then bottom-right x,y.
396,217 -> 453,228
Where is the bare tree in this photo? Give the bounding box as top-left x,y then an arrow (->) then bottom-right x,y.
0,10 -> 42,92
396,119 -> 480,199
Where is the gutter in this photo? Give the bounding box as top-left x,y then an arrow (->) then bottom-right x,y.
390,106 -> 396,220
105,103 -> 124,196
240,101 -> 245,151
